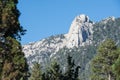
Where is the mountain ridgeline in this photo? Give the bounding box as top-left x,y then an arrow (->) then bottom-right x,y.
23,14 -> 120,79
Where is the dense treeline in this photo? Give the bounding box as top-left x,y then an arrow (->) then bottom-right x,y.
30,55 -> 80,80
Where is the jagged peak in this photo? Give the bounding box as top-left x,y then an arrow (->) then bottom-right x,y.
75,14 -> 90,23
104,16 -> 115,21
101,16 -> 115,23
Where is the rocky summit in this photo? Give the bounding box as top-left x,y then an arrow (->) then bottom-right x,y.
66,14 -> 93,47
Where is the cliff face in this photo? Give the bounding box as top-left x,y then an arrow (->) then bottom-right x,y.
66,14 -> 93,47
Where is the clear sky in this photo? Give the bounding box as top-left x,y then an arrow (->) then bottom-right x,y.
18,0 -> 120,44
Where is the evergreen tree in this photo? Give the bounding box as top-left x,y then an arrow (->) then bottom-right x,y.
41,55 -> 80,80
91,39 -> 119,80
0,0 -> 29,80
112,54 -> 120,80
0,0 -> 26,40
48,62 -> 62,80
29,62 -> 42,80
41,61 -> 63,80
64,55 -> 80,80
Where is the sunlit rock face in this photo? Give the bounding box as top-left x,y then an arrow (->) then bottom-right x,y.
65,14 -> 93,48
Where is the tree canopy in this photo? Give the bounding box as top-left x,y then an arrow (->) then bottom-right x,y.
0,0 -> 29,80
91,39 -> 120,80
0,0 -> 26,40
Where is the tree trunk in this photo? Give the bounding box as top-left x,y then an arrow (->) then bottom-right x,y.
108,73 -> 111,80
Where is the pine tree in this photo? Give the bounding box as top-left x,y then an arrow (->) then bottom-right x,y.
42,61 -> 63,80
49,62 -> 62,80
0,37 -> 29,80
41,55 -> 80,80
64,55 -> 80,80
91,39 -> 119,80
0,0 -> 29,80
112,54 -> 120,80
29,62 -> 42,80
0,0 -> 26,40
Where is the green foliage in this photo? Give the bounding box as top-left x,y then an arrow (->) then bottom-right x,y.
112,54 -> 120,80
51,45 -> 96,80
0,0 -> 26,40
91,39 -> 119,80
0,0 -> 29,80
0,37 -> 29,80
29,62 -> 42,80
31,55 -> 80,80
64,55 -> 80,80
43,61 -> 63,80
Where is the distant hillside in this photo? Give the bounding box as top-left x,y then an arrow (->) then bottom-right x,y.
22,14 -> 120,80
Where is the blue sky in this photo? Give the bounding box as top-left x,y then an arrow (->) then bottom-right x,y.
18,0 -> 120,44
